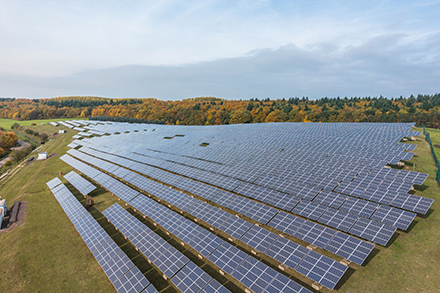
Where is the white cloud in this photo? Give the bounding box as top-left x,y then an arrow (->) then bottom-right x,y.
0,0 -> 438,98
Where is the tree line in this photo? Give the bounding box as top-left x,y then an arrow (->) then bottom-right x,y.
1,94 -> 440,128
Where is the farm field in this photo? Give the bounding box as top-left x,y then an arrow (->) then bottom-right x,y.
0,118 -> 87,130
0,122 -> 438,293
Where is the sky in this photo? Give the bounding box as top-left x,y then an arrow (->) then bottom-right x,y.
0,0 -> 439,100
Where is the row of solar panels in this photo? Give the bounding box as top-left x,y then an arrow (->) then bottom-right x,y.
76,122 -> 417,171
72,136 -> 431,217
64,171 -> 97,196
75,144 -> 431,221
60,153 -> 347,290
47,176 -> 238,293
60,152 -> 376,267
55,157 -> 317,292
62,154 -> 354,289
105,203 -> 311,293
45,179 -> 156,293
70,146 -> 420,235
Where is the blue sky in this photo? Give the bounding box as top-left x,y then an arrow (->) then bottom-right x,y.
0,0 -> 439,100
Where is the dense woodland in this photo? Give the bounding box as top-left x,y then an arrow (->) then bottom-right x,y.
0,94 -> 439,128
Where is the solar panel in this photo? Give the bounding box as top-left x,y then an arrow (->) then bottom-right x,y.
64,171 -> 97,196
48,182 -> 149,293
295,250 -> 348,290
317,208 -> 359,232
339,197 -> 379,218
200,279 -> 231,293
47,177 -> 63,189
370,205 -> 416,230
349,218 -> 396,246
291,200 -> 328,221
208,242 -> 248,274
313,190 -> 347,209
324,232 -> 375,265
171,261 -> 213,293
265,236 -> 309,269
232,256 -> 312,293
239,225 -> 279,252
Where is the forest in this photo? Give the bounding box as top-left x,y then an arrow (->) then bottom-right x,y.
0,94 -> 439,128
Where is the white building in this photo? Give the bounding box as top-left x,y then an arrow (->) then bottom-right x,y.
37,153 -> 48,160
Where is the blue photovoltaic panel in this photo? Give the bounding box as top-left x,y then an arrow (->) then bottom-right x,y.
390,193 -> 433,215
313,190 -> 347,209
339,197 -> 379,218
265,236 -> 309,269
317,208 -> 359,232
208,242 -> 248,275
200,279 -> 231,293
295,250 -> 348,290
232,256 -> 311,293
103,203 -> 190,279
291,200 -> 328,221
48,182 -> 149,293
239,225 -> 279,252
141,285 -> 159,293
171,261 -> 213,293
188,229 -> 224,257
349,218 -> 396,246
370,205 -> 416,230
294,221 -> 337,249
268,211 -> 306,236
113,266 -> 151,293
324,232 -> 375,265
264,273 -> 312,293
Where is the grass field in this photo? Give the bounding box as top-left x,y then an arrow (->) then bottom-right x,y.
0,124 -> 439,293
0,118 -> 86,130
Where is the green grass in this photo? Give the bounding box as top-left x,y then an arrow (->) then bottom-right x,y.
0,126 -> 114,293
0,125 -> 439,293
0,118 -> 87,130
425,128 -> 440,164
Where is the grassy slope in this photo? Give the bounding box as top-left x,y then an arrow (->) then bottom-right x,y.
0,126 -> 114,293
339,128 -> 440,293
0,124 -> 439,293
0,118 -> 86,130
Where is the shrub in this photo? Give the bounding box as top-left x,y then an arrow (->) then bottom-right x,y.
11,122 -> 20,129
31,122 -> 36,126
25,129 -> 34,135
40,133 -> 48,142
9,146 -> 32,163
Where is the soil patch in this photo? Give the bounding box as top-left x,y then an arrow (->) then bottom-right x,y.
0,201 -> 28,234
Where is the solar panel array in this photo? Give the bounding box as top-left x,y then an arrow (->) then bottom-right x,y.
104,203 -> 312,293
64,171 -> 97,196
55,121 -> 435,292
62,148 -> 376,259
47,180 -> 156,293
62,153 -> 347,290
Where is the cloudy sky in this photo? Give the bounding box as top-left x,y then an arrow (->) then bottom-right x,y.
0,0 -> 439,100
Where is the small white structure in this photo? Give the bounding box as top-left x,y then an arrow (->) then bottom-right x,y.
37,152 -> 48,160
59,129 -> 66,134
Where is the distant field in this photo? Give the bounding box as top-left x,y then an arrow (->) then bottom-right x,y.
0,118 -> 87,130
0,125 -> 439,293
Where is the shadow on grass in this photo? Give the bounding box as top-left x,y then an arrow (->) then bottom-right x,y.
334,267 -> 357,290
360,247 -> 381,267
404,219 -> 419,233
414,184 -> 430,192
420,208 -> 435,219
385,231 -> 400,248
